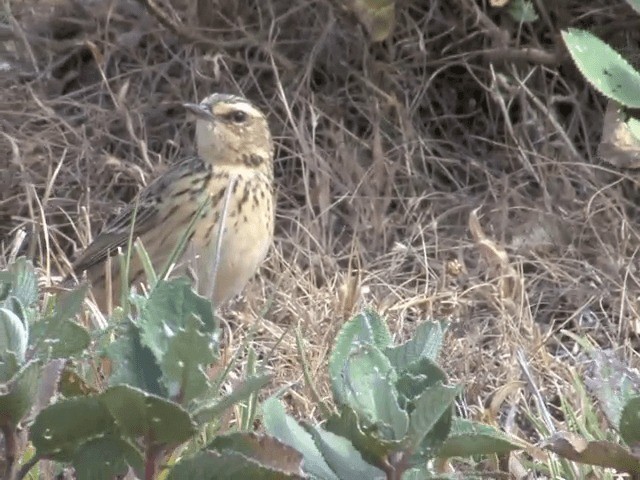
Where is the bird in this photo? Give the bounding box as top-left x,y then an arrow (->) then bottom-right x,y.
70,93 -> 275,313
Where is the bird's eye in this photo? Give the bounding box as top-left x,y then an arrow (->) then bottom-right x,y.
230,111 -> 247,123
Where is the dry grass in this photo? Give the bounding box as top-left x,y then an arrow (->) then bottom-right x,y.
2,0 -> 640,458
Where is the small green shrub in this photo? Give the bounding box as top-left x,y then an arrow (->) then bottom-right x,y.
263,311 -> 525,479
0,258 -> 274,480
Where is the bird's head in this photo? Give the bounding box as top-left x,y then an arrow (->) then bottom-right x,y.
184,93 -> 273,173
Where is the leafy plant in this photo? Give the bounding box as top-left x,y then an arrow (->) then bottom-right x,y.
0,258 -> 90,479
558,22 -> 640,478
561,20 -> 640,172
562,28 -> 640,109
24,275 -> 275,480
0,254 -> 283,480
263,311 -> 525,479
539,346 -> 640,478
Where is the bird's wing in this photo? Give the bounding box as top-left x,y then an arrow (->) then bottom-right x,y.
72,157 -> 206,274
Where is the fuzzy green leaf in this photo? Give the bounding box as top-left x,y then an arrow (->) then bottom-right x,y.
394,357 -> 448,412
101,385 -> 195,446
207,432 -> 304,475
0,307 -> 28,366
562,29 -> 640,108
167,449 -> 304,479
407,383 -> 459,456
385,321 -> 447,372
137,278 -> 218,398
48,286 -> 88,323
303,422 -> 385,479
30,316 -> 90,359
329,310 -> 393,408
160,314 -> 216,402
324,406 -> 401,468
0,360 -> 40,428
438,418 -> 525,458
0,352 -> 19,384
0,258 -> 38,308
72,435 -> 143,480
619,396 -> 640,447
262,397 -> 339,480
106,325 -> 166,396
31,395 -> 117,461
584,349 -> 640,430
334,342 -> 408,438
624,0 -> 640,14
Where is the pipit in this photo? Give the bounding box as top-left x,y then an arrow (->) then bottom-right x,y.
71,93 -> 275,312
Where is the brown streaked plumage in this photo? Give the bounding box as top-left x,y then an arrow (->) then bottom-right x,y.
72,93 -> 275,312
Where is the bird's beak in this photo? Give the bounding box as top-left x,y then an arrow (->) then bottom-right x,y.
183,102 -> 216,121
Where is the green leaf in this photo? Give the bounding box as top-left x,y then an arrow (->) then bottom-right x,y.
439,418 -> 525,458
141,278 -> 217,338
562,29 -> 640,108
0,272 -> 10,300
240,347 -> 260,430
47,286 -> 88,323
193,374 -> 271,425
137,278 -> 218,398
324,407 -> 401,469
2,296 -> 30,326
100,385 -> 196,446
407,383 -> 459,456
395,358 -> 448,406
0,307 -> 28,365
369,374 -> 409,439
583,349 -> 640,429
167,449 -> 304,479
262,397 -> 339,480
207,432 -> 304,475
30,317 -> 90,359
624,0 -> 640,14
161,314 -> 216,402
330,310 -> 391,370
337,344 -> 408,439
0,258 -> 38,307
0,360 -> 40,428
0,352 -> 19,384
72,434 -> 143,480
506,0 -> 538,23
384,321 -> 447,372
329,310 -> 393,407
627,114 -> 640,144
619,396 -> 640,447
31,395 -> 117,461
106,324 -> 166,396
303,423 -> 385,480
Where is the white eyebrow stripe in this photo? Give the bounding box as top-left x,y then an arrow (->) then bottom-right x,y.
199,93 -> 263,118
221,101 -> 262,117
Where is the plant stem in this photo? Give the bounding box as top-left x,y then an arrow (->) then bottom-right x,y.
15,456 -> 39,480
1,424 -> 17,480
144,445 -> 159,480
